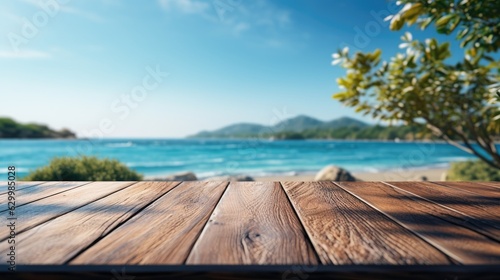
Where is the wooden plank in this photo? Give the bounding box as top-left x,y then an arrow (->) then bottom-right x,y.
0,182 -> 180,264
337,182 -> 500,264
186,182 -> 318,265
281,181 -> 451,265
0,181 -> 90,208
70,181 -> 228,265
433,181 -> 500,198
0,181 -> 45,194
0,181 -> 135,240
387,182 -> 500,240
477,181 -> 500,190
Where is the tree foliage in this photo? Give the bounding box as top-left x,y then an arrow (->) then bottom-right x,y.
23,156 -> 143,181
332,0 -> 500,168
389,0 -> 499,52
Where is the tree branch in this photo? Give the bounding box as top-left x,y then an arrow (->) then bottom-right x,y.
423,117 -> 500,169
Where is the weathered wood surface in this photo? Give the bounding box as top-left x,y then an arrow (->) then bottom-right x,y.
1,180 -> 500,273
435,181 -> 500,198
71,181 -> 228,264
0,181 -> 45,194
281,181 -> 451,265
0,182 -> 180,264
388,182 -> 500,240
478,181 -> 500,189
337,182 -> 500,264
186,182 -> 318,265
0,181 -> 134,240
0,181 -> 90,208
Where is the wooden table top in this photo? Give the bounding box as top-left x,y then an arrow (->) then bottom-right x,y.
1,181 -> 500,279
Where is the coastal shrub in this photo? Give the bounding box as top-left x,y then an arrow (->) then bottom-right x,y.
447,160 -> 500,181
23,156 -> 143,181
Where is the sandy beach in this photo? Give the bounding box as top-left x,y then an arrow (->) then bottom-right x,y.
254,167 -> 448,182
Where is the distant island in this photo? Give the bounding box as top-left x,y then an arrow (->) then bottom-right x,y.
0,117 -> 76,139
189,115 -> 432,141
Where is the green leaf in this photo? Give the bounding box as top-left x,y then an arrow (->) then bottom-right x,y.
448,17 -> 461,33
401,3 -> 423,21
461,34 -> 475,48
332,92 -> 348,100
419,18 -> 433,30
372,49 -> 382,60
437,26 -> 448,34
435,14 -> 454,28
457,28 -> 469,39
390,15 -> 404,30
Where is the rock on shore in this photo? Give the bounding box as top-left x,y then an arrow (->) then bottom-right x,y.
163,172 -> 198,181
314,165 -> 356,181
204,175 -> 254,181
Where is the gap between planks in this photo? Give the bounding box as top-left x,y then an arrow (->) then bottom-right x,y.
384,181 -> 500,242
338,181 -> 500,264
0,181 -> 138,242
70,181 -> 229,265
0,181 -> 45,195
0,181 -> 92,210
281,181 -> 452,265
186,182 -> 319,265
0,182 -> 184,264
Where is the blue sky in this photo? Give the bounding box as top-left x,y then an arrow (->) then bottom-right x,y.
0,0 -> 465,138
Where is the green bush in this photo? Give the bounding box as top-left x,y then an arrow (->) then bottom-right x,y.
447,160 -> 500,181
24,156 -> 143,181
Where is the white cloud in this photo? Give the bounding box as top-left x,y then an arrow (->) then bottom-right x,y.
0,50 -> 51,59
158,0 -> 211,14
20,0 -> 105,23
157,0 -> 292,29
239,1 -> 292,27
158,0 -> 296,48
59,6 -> 105,23
233,22 -> 250,35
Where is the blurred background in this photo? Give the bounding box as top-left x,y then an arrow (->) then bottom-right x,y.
1,0 -> 499,182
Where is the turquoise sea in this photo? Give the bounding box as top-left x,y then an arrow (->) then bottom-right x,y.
0,139 -> 481,179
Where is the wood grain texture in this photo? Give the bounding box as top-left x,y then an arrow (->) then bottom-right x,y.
0,181 -> 44,194
186,182 -> 318,265
70,181 -> 228,265
433,181 -> 500,198
281,181 -> 451,265
476,181 -> 500,190
388,182 -> 500,241
0,181 -> 134,240
337,182 -> 500,264
0,181 -> 90,208
0,182 -> 180,264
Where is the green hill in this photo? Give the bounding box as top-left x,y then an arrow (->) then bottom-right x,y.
192,123 -> 268,138
188,116 -> 416,140
273,115 -> 325,132
0,117 -> 76,139
188,115 -> 436,140
321,116 -> 370,129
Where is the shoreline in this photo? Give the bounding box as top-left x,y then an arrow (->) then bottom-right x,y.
146,166 -> 449,182
3,138 -> 493,144
254,167 -> 448,181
